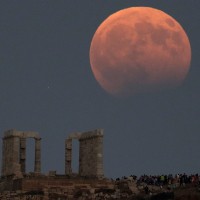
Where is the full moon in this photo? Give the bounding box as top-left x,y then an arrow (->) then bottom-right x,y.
90,7 -> 191,97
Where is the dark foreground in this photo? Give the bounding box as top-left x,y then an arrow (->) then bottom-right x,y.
0,174 -> 200,200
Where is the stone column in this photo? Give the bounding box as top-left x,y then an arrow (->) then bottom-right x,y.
20,138 -> 26,173
11,136 -> 21,176
78,129 -> 104,178
95,135 -> 104,178
79,138 -> 89,176
34,138 -> 41,173
1,136 -> 21,177
65,139 -> 72,175
1,138 -> 6,176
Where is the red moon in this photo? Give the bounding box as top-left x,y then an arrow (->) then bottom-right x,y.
89,7 -> 191,97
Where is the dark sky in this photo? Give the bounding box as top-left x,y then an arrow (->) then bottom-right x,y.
0,0 -> 199,178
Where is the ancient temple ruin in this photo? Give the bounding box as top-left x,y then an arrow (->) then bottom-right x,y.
65,129 -> 104,178
1,128 -> 103,179
0,128 -> 106,198
1,129 -> 41,177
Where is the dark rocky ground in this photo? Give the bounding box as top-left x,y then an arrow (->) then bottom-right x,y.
1,177 -> 200,199
134,185 -> 200,200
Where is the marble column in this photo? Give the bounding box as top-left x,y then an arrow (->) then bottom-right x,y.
1,134 -> 21,177
1,138 -> 6,176
20,138 -> 26,173
95,135 -> 104,177
65,139 -> 72,175
34,138 -> 41,173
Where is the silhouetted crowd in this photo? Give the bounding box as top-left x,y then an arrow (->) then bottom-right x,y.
116,173 -> 200,188
137,173 -> 200,187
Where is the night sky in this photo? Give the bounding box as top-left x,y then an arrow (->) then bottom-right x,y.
0,0 -> 199,178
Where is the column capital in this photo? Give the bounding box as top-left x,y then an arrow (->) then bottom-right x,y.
35,137 -> 41,141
